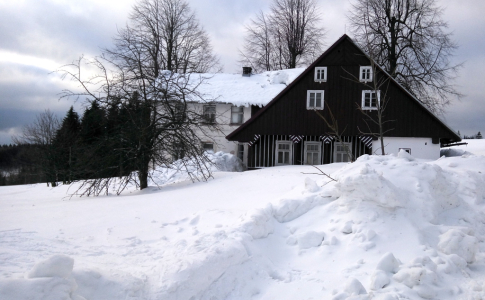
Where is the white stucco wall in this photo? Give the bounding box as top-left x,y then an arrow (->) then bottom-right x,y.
372,137 -> 440,160
193,103 -> 251,164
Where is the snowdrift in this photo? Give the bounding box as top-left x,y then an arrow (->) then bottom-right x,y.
1,148 -> 485,299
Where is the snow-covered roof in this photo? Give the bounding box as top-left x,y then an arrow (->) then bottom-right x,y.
195,68 -> 304,107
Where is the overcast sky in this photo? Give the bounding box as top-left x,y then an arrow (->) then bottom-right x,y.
0,0 -> 484,145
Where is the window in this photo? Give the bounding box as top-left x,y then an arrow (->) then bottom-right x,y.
361,90 -> 380,110
172,142 -> 185,161
360,66 -> 373,82
203,105 -> 216,124
307,90 -> 324,110
237,144 -> 244,161
202,142 -> 214,153
304,142 -> 322,165
231,106 -> 244,124
334,142 -> 352,163
399,148 -> 411,154
314,67 -> 327,82
275,141 -> 292,165
174,102 -> 186,123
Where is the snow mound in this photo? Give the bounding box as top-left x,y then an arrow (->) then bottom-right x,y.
437,228 -> 478,263
26,255 -> 74,279
4,153 -> 485,299
0,255 -> 84,300
332,162 -> 401,208
150,151 -> 243,186
212,151 -> 245,172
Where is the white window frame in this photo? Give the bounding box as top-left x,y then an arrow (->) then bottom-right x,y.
230,106 -> 244,125
304,141 -> 322,165
306,90 -> 324,110
314,67 -> 327,82
334,142 -> 352,163
361,90 -> 380,110
359,66 -> 373,82
275,141 -> 293,166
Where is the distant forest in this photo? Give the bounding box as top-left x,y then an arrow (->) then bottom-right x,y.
0,144 -> 45,186
0,98 -> 148,187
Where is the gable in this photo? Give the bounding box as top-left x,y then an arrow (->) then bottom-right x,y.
227,35 -> 460,144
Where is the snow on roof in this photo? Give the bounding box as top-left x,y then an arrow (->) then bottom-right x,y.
195,68 -> 305,107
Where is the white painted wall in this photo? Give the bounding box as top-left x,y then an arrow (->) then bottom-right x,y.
372,137 -> 440,160
193,103 -> 251,164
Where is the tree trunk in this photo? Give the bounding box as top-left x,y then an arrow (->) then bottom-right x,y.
138,169 -> 148,190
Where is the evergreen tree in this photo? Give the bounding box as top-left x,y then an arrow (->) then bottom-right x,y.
52,107 -> 81,183
77,101 -> 109,179
477,132 -> 483,139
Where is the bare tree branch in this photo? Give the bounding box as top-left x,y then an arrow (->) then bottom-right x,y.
348,0 -> 463,114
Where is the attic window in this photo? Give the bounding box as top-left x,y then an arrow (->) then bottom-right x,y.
360,66 -> 373,82
314,67 -> 327,82
361,90 -> 380,110
307,90 -> 324,110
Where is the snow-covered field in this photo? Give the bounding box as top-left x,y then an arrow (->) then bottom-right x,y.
1,140 -> 485,300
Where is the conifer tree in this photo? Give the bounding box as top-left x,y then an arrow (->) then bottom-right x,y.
52,107 -> 81,183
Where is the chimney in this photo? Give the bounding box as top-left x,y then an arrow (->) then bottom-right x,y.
242,67 -> 252,77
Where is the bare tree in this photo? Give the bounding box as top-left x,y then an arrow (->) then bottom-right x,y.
240,0 -> 325,72
354,63 -> 395,155
56,0 -> 220,196
114,0 -> 220,75
239,11 -> 274,72
12,110 -> 61,186
13,110 -> 60,146
348,0 -> 462,114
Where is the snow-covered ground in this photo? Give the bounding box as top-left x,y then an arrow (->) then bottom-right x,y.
1,141 -> 485,300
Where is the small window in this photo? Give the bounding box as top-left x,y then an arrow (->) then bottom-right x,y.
399,148 -> 411,154
275,141 -> 292,165
237,144 -> 244,161
314,67 -> 327,82
174,102 -> 186,122
361,90 -> 380,110
360,66 -> 373,82
334,142 -> 352,163
304,142 -> 322,165
231,106 -> 244,124
202,142 -> 214,153
172,142 -> 185,161
307,90 -> 324,110
203,105 -> 216,124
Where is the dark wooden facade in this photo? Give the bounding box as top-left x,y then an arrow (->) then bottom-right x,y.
247,135 -> 371,168
227,35 -> 460,167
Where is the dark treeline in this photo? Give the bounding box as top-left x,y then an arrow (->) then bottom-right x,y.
0,144 -> 46,186
1,98 -> 148,186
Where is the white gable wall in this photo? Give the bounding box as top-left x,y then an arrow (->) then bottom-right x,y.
194,103 -> 252,164
372,137 -> 440,160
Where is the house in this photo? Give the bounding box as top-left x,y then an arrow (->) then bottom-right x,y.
191,68 -> 304,161
225,34 -> 461,168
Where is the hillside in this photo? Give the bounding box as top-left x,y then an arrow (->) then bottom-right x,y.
1,141 -> 485,299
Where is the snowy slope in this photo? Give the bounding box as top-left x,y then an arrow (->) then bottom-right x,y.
1,147 -> 485,299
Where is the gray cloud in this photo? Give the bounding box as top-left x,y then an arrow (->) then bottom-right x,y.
0,0 -> 483,146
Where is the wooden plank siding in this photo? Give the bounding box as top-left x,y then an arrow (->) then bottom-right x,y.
247,135 -> 371,168
227,35 -> 460,146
